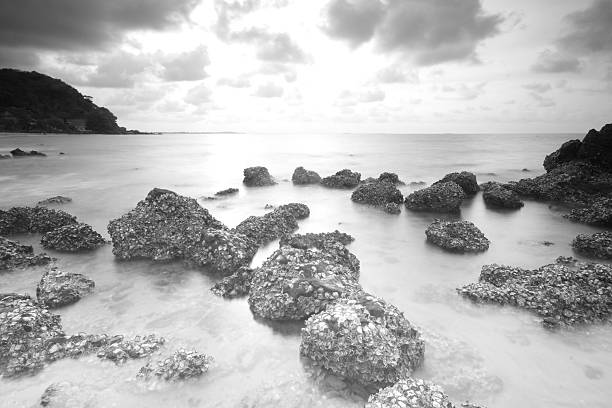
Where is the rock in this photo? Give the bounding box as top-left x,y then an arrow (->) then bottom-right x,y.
96,334 -> 165,363
0,206 -> 77,235
277,203 -> 310,219
366,378 -> 454,408
233,205 -> 307,245
10,148 -> 46,157
36,267 -> 95,308
243,166 -> 276,187
578,124 -> 612,170
404,182 -> 465,213
481,182 -> 524,209
186,228 -> 258,275
279,230 -> 355,249
40,223 -> 106,252
384,203 -> 401,214
377,172 -> 404,185
0,154 -> 10,159
543,139 -> 582,171
138,349 -> 213,381
351,181 -> 403,207
39,382 -> 95,407
292,167 -> 322,185
321,169 -> 361,189
37,196 -> 72,206
565,197 -> 612,227
425,220 -> 489,253
215,188 -> 238,196
572,231 -> 612,260
457,257 -> 612,327
300,295 -> 424,386
0,237 -> 52,270
435,172 -> 479,195
211,266 -> 253,298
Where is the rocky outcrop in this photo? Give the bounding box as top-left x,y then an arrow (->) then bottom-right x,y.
366,378 -> 455,408
40,223 -> 106,252
572,231 -> 612,260
351,181 -> 403,207
211,266 -> 253,298
243,166 -> 276,187
10,148 -> 46,157
233,205 -> 309,245
0,206 -> 77,235
138,349 -> 213,381
425,220 -> 489,253
543,139 -> 582,172
565,197 -> 612,227
300,295 -> 424,386
481,182 -> 524,209
321,169 -> 361,189
0,237 -> 51,270
215,188 -> 238,196
457,257 -> 612,327
378,172 -> 403,185
292,167 -> 322,185
405,182 -> 465,213
37,196 -> 72,206
435,172 -> 479,195
36,267 -> 95,308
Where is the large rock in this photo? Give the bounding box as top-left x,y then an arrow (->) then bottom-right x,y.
0,237 -> 51,270
292,167 -> 321,185
40,223 -> 106,252
277,203 -> 310,219
138,349 -> 213,381
185,228 -> 258,274
351,181 -> 403,206
243,166 -> 276,187
300,295 -> 424,386
578,124 -> 612,170
425,220 -> 489,253
435,172 -> 479,195
572,231 -> 612,260
211,266 -> 253,298
565,197 -> 612,227
481,182 -> 524,209
233,205 -> 309,245
404,182 -> 465,213
543,139 -> 582,172
321,169 -> 361,189
457,257 -> 612,327
0,206 -> 77,235
36,267 -> 95,308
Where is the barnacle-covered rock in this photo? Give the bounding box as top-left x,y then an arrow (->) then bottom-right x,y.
565,197 -> 612,227
572,231 -> 612,260
187,229 -> 258,275
384,203 -> 401,214
300,295 -> 424,386
351,181 -> 403,207
243,166 -> 276,187
292,166 -> 322,185
481,182 -> 524,209
36,267 -> 95,308
0,237 -> 52,270
96,334 -> 165,363
277,203 -> 310,220
280,230 -> 355,249
321,169 -> 361,189
211,266 -> 253,298
138,349 -> 213,381
0,206 -> 77,235
366,378 -> 454,408
458,257 -> 612,327
40,223 -> 106,252
37,196 -> 72,206
378,172 -> 404,185
425,220 -> 489,253
233,205 -> 307,245
435,172 -> 479,195
405,182 -> 465,213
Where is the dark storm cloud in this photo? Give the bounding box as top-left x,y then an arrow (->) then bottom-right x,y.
322,0 -> 502,65
0,0 -> 200,51
532,50 -> 582,73
0,47 -> 40,69
558,0 -> 612,55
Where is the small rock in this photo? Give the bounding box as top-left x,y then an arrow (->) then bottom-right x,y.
37,196 -> 72,206
321,169 -> 361,189
425,220 -> 489,253
138,349 -> 213,381
405,182 -> 465,213
292,167 -> 322,185
0,237 -> 52,270
435,171 -> 479,195
215,188 -> 238,196
243,166 -> 276,187
36,266 -> 95,308
41,223 -> 106,252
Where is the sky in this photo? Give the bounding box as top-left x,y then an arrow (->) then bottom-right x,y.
0,0 -> 611,134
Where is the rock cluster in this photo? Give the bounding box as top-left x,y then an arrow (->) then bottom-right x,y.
321,169 -> 361,189
210,266 -> 253,298
41,223 -> 106,252
572,231 -> 612,260
457,257 -> 612,327
10,148 -> 46,157
425,220 -> 489,253
243,166 -> 276,187
36,267 -> 95,308
215,188 -> 238,196
366,378 -> 454,408
300,295 -> 424,386
0,206 -> 77,235
351,181 -> 403,207
292,166 -> 322,185
37,196 -> 72,206
565,197 -> 612,227
481,182 -> 524,209
0,237 -> 51,270
435,172 -> 479,195
138,349 -> 213,381
544,124 -> 612,171
405,182 -> 465,213
233,204 -> 309,245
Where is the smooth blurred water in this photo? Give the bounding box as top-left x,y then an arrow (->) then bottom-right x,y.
0,132 -> 610,408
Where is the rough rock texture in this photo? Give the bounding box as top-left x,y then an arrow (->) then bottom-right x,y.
243,166 -> 276,187
40,223 -> 106,252
211,266 -> 253,298
37,196 -> 72,206
435,172 -> 479,195
0,237 -> 51,270
36,267 -> 95,308
215,188 -> 238,196
233,205 -> 308,245
543,139 -> 582,172
481,182 -> 524,209
277,203 -> 310,219
565,197 -> 612,227
458,257 -> 612,327
384,203 -> 401,214
95,335 -> 165,363
425,220 -> 489,253
292,167 -> 322,185
572,231 -> 612,260
0,206 -> 77,236
321,169 -> 361,189
300,295 -> 424,386
280,230 -> 355,248
10,148 -> 46,157
366,378 -> 454,408
186,228 -> 258,274
351,181 -> 403,206
378,172 -> 403,185
138,349 -> 213,381
405,182 -> 465,213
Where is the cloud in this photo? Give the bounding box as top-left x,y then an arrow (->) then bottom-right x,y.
337,88 -> 386,105
214,0 -> 261,40
376,65 -> 418,83
438,83 -> 486,100
253,82 -> 284,97
532,49 -> 581,73
558,0 -> 612,55
529,92 -> 555,107
185,83 -> 213,105
217,77 -> 251,88
523,83 -> 552,93
258,62 -> 297,82
82,51 -> 152,88
228,28 -> 308,64
161,45 -> 210,81
0,47 -> 40,69
322,0 -> 502,65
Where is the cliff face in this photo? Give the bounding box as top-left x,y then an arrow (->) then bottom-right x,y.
0,69 -> 127,134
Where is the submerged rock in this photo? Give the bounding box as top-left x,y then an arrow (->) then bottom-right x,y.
435,172 -> 479,195
292,167 -> 322,185
39,382 -> 95,407
384,203 -> 401,214
366,378 -> 454,408
40,223 -> 106,252
321,169 -> 361,189
565,197 -> 612,227
425,220 -> 489,253
10,148 -> 46,157
243,166 -> 276,187
211,266 -> 253,298
215,188 -> 238,196
405,182 -> 465,213
0,206 -> 77,235
572,231 -> 612,260
458,257 -> 612,327
37,196 -> 72,206
233,205 -> 308,245
0,237 -> 52,270
36,267 -> 95,308
300,295 -> 424,386
138,349 -> 213,381
96,334 -> 165,363
351,181 -> 403,207
481,182 -> 524,209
